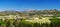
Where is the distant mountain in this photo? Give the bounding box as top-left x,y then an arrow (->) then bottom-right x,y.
0,9 -> 60,17
0,10 -> 21,16
22,9 -> 60,17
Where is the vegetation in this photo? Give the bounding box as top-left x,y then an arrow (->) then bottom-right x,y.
0,9 -> 60,27
0,16 -> 59,27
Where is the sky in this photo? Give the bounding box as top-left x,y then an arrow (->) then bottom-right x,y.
0,0 -> 60,11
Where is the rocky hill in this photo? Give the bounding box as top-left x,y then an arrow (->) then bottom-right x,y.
0,9 -> 60,17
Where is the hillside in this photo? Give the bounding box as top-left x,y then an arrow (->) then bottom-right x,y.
0,10 -> 21,16
0,9 -> 60,17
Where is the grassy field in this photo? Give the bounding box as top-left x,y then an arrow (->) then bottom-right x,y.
0,16 -> 59,27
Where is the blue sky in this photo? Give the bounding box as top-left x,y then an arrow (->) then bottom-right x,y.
0,0 -> 60,11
